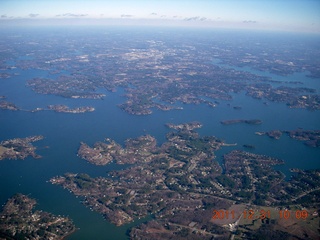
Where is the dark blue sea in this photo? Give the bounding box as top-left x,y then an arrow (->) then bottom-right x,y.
0,31 -> 320,239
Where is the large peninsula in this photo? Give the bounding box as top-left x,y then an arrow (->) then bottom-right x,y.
51,123 -> 320,239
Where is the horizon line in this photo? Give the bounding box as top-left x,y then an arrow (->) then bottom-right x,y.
0,18 -> 319,35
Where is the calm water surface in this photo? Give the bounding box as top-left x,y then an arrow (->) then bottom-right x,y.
0,63 -> 319,239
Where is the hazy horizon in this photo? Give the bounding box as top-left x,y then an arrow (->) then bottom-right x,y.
1,0 -> 319,33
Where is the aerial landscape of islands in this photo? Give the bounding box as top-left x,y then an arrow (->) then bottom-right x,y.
0,28 -> 320,240
1,29 -> 320,116
1,122 -> 319,239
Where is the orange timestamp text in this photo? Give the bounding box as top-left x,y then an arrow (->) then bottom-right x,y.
212,209 -> 309,220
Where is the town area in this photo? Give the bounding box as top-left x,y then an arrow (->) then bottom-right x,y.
0,194 -> 75,239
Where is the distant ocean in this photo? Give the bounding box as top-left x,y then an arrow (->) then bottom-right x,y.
0,29 -> 319,239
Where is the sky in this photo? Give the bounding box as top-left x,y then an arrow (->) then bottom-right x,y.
0,0 -> 319,33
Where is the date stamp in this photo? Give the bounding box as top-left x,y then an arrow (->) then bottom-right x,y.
212,209 -> 309,220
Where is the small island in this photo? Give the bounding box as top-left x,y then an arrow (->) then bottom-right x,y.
47,104 -> 95,113
0,73 -> 11,79
0,100 -> 19,111
243,144 -> 255,149
256,129 -> 320,147
0,194 -> 76,239
0,98 -> 95,114
165,121 -> 202,131
0,136 -> 44,160
256,130 -> 283,139
220,119 -> 262,125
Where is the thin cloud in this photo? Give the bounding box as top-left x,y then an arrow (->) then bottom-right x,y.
56,13 -> 88,17
29,13 -> 39,18
1,14 -> 7,18
121,14 -> 134,18
243,20 -> 257,24
150,13 -> 157,16
184,16 -> 207,21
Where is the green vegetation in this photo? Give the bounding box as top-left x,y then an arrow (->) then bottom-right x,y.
216,175 -> 235,188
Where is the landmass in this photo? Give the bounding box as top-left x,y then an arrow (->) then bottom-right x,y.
26,77 -> 106,99
243,144 -> 255,149
0,100 -> 19,111
0,193 -> 76,240
0,73 -> 11,79
0,136 -> 44,160
220,119 -> 262,125
26,62 -> 320,114
77,122 -> 207,166
256,129 -> 320,147
165,121 -> 202,130
47,105 -> 95,113
0,98 -> 95,114
256,130 -> 283,140
51,123 -> 320,239
235,205 -> 319,240
0,31 -> 316,115
78,134 -> 158,165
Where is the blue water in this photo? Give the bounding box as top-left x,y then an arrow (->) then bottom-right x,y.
0,59 -> 320,239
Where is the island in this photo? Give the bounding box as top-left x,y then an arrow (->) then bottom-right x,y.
243,144 -> 255,149
47,104 -> 95,113
51,123 -> 320,239
0,73 -> 11,79
0,194 -> 76,239
0,98 -> 95,114
256,129 -> 320,147
0,136 -> 44,160
0,100 -> 19,111
220,119 -> 262,125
